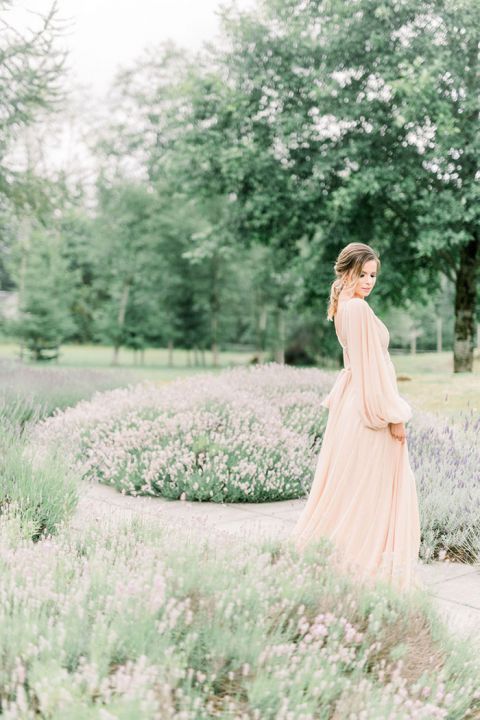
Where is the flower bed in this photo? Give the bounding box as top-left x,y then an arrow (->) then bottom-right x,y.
28,363 -> 331,503
0,510 -> 479,719
408,408 -> 480,563
27,364 -> 480,562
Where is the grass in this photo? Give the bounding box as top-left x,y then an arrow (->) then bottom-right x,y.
1,341 -> 478,413
0,341 -> 255,384
391,351 -> 480,416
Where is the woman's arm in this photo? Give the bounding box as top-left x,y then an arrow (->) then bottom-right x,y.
344,299 -> 412,431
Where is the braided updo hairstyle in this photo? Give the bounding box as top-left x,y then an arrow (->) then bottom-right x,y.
326,242 -> 381,321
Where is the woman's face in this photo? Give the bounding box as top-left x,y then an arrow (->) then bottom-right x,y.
346,260 -> 378,299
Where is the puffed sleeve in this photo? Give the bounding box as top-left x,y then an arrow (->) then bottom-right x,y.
344,299 -> 412,430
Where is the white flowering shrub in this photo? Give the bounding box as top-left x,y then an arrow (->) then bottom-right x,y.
27,363 -> 331,502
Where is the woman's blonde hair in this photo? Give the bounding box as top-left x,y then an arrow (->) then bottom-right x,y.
326,242 -> 381,321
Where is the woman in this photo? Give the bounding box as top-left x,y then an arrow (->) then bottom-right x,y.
291,242 -> 422,593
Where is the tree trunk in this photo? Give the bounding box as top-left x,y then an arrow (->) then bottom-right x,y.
274,307 -> 285,364
117,282 -> 130,328
210,253 -> 220,368
436,317 -> 442,353
453,236 -> 479,372
18,215 -> 32,363
211,302 -> 219,368
410,330 -> 416,355
211,325 -> 219,368
168,339 -> 173,366
111,281 -> 130,366
256,305 -> 267,363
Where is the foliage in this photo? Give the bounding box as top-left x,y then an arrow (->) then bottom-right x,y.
0,417 -> 77,542
91,45 -> 257,359
409,408 -> 480,563
90,181 -> 157,353
0,1 -> 67,212
0,436 -> 77,542
56,206 -> 100,343
177,0 -> 480,365
3,0 -> 479,367
0,358 -> 138,542
8,226 -> 76,360
0,512 -> 479,717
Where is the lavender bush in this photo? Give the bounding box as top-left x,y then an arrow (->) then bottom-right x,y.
408,409 -> 480,563
0,510 -> 479,719
28,364 -> 331,502
0,358 -> 134,428
0,359 -> 136,541
0,419 -> 78,542
0,447 -> 77,543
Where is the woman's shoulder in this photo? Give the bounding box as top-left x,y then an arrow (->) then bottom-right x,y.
339,297 -> 373,317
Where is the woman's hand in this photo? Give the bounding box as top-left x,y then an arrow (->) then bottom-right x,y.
389,421 -> 406,444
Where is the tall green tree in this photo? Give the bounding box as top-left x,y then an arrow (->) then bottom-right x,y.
187,0 -> 479,370
93,45 -> 253,365
313,0 -> 480,371
10,225 -> 76,360
58,206 -> 98,343
91,180 -> 156,364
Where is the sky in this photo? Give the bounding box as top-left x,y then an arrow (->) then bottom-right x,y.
3,0 -> 256,181
6,0 -> 255,95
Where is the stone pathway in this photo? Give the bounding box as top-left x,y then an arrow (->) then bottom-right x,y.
72,481 -> 480,646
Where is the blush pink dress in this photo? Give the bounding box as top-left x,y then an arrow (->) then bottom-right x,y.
291,295 -> 422,593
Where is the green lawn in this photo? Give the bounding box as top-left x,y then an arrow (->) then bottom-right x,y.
1,341 -> 478,415
0,342 -> 256,384
392,350 -> 480,415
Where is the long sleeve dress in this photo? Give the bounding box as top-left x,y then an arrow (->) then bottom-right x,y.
290,296 -> 422,593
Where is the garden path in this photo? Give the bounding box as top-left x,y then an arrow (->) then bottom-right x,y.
72,480 -> 480,648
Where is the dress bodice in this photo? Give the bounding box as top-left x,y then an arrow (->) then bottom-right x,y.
335,299 -> 390,371
321,295 -> 410,427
